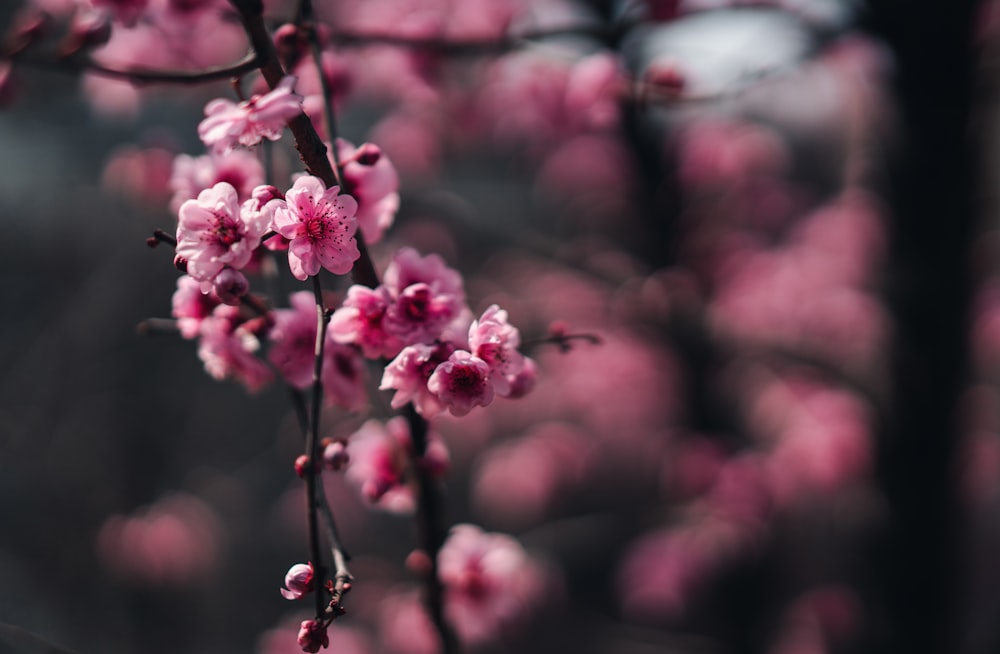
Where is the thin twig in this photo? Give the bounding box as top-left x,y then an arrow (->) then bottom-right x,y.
305,274 -> 330,619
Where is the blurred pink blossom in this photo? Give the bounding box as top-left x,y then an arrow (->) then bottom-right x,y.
344,417 -> 449,513
169,149 -> 265,214
96,493 -> 223,587
197,304 -> 273,392
379,590 -> 442,654
171,275 -> 221,339
268,291 -> 322,390
199,76 -> 304,152
473,421 -> 597,527
102,144 -> 176,205
328,285 -> 404,359
337,139 -> 400,244
438,524 -> 549,645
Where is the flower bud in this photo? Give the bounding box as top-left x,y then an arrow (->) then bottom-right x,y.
212,268 -> 249,306
322,439 -> 349,471
251,184 -> 284,205
297,619 -> 329,653
294,454 -> 310,479
280,562 -> 314,600
353,143 -> 382,166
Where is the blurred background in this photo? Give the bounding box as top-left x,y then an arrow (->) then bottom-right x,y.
0,0 -> 997,653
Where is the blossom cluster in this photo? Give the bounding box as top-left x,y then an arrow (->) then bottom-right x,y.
330,248 -> 536,418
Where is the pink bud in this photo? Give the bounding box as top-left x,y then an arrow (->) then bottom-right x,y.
505,357 -> 537,399
353,143 -> 382,166
281,562 -> 314,600
213,268 -> 249,306
297,619 -> 329,652
322,439 -> 349,471
294,454 -> 310,479
273,23 -> 308,64
405,549 -> 433,578
251,184 -> 284,205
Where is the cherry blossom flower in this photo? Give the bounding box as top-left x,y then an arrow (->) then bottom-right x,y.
344,418 -> 414,513
427,351 -> 495,417
381,248 -> 467,345
328,284 -> 403,359
337,139 -> 399,244
198,76 -> 304,152
297,619 -> 329,653
380,342 -> 455,417
197,305 -> 272,392
438,524 -> 548,645
280,562 -> 314,600
383,247 -> 464,300
175,181 -> 270,291
168,149 -> 264,213
343,417 -> 449,513
95,493 -> 222,587
321,342 -> 368,412
468,304 -> 524,396
271,175 -> 360,280
171,275 -> 220,339
268,291 -> 319,389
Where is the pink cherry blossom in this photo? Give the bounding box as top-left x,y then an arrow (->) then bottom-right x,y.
383,247 -> 464,300
197,305 -> 273,392
268,291 -> 319,389
328,284 -> 403,359
504,355 -> 537,399
379,591 -> 442,654
427,351 -> 494,417
171,275 -> 220,339
381,248 -> 467,346
344,418 -> 415,513
321,342 -> 368,412
438,524 -> 548,645
175,181 -> 270,290
468,304 -> 524,396
168,149 -> 265,213
337,139 -> 400,244
280,562 -> 314,600
198,76 -> 304,152
385,282 -> 465,346
380,342 -> 455,417
297,619 -> 329,653
212,267 -> 249,305
96,493 -> 222,587
271,175 -> 360,280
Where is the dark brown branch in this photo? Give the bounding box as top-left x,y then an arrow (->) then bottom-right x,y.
305,274 -> 330,619
405,404 -> 460,654
231,1 -> 380,288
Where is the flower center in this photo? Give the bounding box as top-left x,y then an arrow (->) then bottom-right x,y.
213,214 -> 241,246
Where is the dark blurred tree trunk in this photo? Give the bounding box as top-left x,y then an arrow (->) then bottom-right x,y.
865,3 -> 980,654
